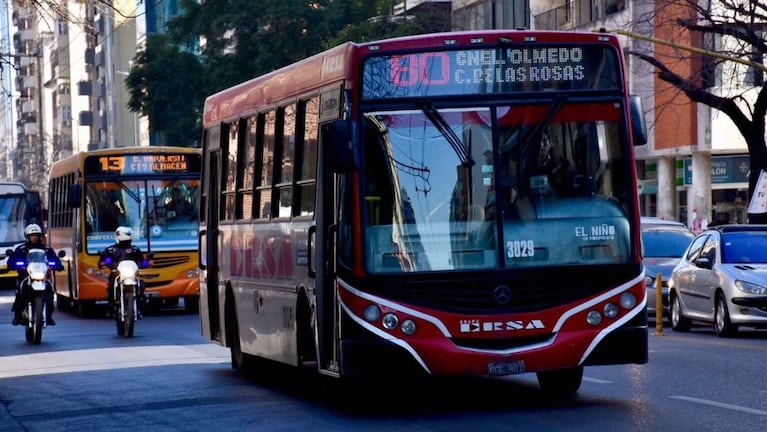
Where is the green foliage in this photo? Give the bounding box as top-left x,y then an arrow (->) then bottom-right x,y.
126,34 -> 206,147
125,0 -> 450,144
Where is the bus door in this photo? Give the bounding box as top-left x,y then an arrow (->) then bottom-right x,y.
314,121 -> 350,376
201,129 -> 223,341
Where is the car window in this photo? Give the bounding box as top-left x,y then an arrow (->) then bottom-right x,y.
641,229 -> 694,257
700,236 -> 717,264
722,232 -> 767,263
685,234 -> 708,262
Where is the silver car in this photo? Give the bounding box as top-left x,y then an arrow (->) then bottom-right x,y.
669,225 -> 767,336
641,217 -> 694,321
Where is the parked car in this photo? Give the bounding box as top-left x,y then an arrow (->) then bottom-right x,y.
668,225 -> 767,337
641,217 -> 695,321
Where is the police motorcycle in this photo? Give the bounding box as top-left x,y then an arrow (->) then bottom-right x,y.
8,248 -> 64,344
99,251 -> 152,338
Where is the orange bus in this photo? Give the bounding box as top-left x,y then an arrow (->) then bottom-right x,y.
48,146 -> 201,315
199,30 -> 649,397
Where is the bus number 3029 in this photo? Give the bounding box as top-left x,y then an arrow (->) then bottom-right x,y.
506,240 -> 535,258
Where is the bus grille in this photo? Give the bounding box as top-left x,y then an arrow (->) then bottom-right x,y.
377,267 -> 637,314
151,255 -> 190,268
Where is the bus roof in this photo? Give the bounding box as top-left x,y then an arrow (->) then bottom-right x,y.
202,29 -> 623,127
0,181 -> 27,195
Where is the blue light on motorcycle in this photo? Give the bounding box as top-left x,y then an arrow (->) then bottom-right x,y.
104,257 -> 113,266
142,259 -> 149,267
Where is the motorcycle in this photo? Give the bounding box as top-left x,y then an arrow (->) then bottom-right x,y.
100,252 -> 151,338
9,248 -> 60,344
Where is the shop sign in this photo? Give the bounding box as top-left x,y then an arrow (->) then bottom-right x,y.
682,155 -> 750,186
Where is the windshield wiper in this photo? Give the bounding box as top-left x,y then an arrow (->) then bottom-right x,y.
115,180 -> 141,205
417,101 -> 475,167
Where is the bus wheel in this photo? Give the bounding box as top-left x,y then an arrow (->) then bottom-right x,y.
230,311 -> 257,375
536,366 -> 583,399
164,297 -> 179,307
76,300 -> 97,318
183,295 -> 199,313
56,293 -> 71,312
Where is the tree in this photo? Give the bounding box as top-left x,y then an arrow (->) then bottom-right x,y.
125,34 -> 206,147
628,0 -> 767,222
125,0 -> 450,144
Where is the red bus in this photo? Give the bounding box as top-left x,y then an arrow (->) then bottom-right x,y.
199,30 -> 649,397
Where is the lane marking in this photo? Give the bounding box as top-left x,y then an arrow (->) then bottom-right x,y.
583,376 -> 613,384
669,395 -> 767,415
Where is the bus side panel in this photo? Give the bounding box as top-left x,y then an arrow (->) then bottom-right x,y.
224,221 -> 314,367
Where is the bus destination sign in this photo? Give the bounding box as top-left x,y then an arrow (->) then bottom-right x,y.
362,45 -> 620,100
85,153 -> 201,176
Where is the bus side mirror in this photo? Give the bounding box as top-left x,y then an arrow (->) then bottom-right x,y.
629,95 -> 648,146
324,119 -> 355,173
67,184 -> 82,208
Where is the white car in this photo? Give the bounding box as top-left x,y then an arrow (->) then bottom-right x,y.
669,225 -> 767,336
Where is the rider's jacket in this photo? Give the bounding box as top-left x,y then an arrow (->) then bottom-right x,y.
99,243 -> 146,270
9,242 -> 64,281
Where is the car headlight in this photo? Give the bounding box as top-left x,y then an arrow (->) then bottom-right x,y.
735,280 -> 767,295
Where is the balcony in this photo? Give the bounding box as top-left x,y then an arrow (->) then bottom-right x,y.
21,100 -> 35,114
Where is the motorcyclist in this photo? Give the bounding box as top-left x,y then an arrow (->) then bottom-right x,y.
99,226 -> 147,318
10,223 -> 64,326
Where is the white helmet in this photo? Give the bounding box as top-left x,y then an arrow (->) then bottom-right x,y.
115,226 -> 133,242
24,223 -> 42,239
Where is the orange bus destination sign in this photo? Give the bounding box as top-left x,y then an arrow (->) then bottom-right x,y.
84,153 -> 200,176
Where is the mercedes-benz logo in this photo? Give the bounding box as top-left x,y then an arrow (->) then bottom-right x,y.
493,285 -> 512,305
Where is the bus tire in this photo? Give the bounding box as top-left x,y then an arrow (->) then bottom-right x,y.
229,306 -> 257,375
184,295 -> 199,313
56,293 -> 71,312
536,366 -> 583,399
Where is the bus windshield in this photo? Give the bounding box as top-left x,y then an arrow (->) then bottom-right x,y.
362,102 -> 632,273
0,193 -> 29,245
84,179 -> 199,253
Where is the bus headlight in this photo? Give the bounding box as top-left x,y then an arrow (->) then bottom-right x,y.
382,313 -> 399,330
363,304 -> 381,322
586,310 -> 602,326
603,302 -> 619,318
401,319 -> 416,335
620,292 -> 637,309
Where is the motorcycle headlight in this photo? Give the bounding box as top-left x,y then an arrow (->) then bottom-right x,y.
117,260 -> 139,279
27,262 -> 47,280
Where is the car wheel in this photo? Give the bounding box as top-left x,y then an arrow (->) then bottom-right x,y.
670,293 -> 690,332
714,294 -> 737,337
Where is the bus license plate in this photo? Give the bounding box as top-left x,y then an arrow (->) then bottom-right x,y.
488,360 -> 525,376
